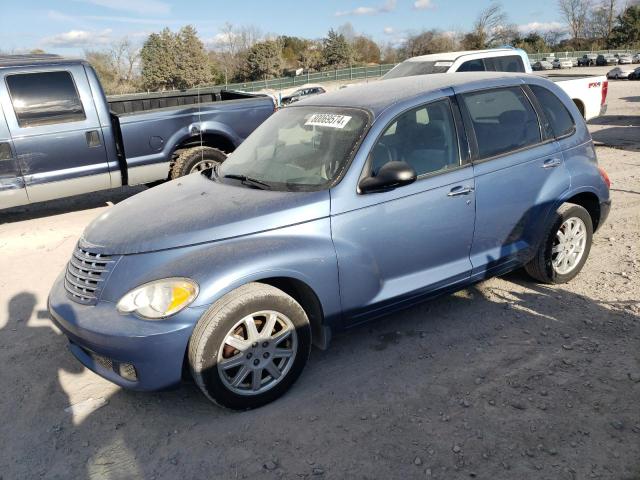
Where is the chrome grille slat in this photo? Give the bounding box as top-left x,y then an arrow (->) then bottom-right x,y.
64,243 -> 118,305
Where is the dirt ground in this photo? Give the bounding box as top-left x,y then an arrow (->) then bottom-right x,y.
0,74 -> 639,480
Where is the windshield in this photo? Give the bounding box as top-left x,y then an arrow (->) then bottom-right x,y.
218,106 -> 369,191
382,60 -> 451,79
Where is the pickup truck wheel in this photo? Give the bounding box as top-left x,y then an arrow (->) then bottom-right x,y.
170,146 -> 227,179
524,203 -> 593,284
188,283 -> 311,410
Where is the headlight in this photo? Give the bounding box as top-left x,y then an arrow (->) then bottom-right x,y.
116,278 -> 199,319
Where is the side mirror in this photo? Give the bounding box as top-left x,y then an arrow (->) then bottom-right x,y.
359,160 -> 417,194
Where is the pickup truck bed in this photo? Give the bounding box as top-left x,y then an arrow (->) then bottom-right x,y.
543,74 -> 608,120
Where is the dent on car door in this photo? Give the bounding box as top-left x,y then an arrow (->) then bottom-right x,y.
0,67 -> 111,204
458,85 -> 570,277
331,97 -> 476,321
0,103 -> 28,209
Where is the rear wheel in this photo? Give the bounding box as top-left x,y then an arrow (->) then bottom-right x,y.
525,203 -> 593,284
188,283 -> 311,410
170,146 -> 227,179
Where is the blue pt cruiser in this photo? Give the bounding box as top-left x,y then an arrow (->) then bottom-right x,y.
49,73 -> 611,409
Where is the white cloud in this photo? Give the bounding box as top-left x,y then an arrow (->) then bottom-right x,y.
75,0 -> 170,15
42,29 -> 113,48
383,26 -> 394,34
335,0 -> 396,17
413,0 -> 435,9
517,21 -> 565,33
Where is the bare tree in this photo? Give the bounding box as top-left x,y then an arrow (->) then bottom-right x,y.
558,0 -> 592,40
213,23 -> 262,83
463,2 -> 517,48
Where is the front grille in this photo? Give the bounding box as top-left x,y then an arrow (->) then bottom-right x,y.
64,244 -> 116,305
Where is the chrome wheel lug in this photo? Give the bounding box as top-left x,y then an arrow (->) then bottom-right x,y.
262,341 -> 269,348
263,352 -> 270,359
246,352 -> 252,359
253,359 -> 260,366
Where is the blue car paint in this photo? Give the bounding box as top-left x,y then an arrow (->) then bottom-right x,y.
49,72 -> 611,391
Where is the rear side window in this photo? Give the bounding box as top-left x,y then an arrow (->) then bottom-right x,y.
6,71 -> 85,128
462,87 -> 541,159
458,59 -> 485,72
529,85 -> 575,138
485,55 -> 526,73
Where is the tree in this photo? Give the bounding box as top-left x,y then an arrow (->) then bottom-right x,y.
464,2 -> 517,48
610,5 -> 640,47
352,36 -> 381,64
557,0 -> 591,40
140,26 -> 211,91
86,38 -> 140,95
243,40 -> 283,80
402,30 -> 458,57
512,32 -> 549,53
322,29 -> 352,68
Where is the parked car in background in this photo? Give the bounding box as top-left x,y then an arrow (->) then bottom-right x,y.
553,58 -> 573,69
628,67 -> 640,80
633,53 -> 640,63
607,66 -> 635,79
570,57 -> 579,67
533,60 -> 554,71
49,72 -> 611,409
618,55 -> 633,65
578,54 -> 598,66
280,85 -> 326,106
597,55 -> 618,66
0,55 -> 276,210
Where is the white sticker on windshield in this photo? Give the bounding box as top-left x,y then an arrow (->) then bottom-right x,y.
305,113 -> 352,129
434,61 -> 453,67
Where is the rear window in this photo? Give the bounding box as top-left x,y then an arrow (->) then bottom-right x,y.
6,71 -> 85,128
529,85 -> 575,138
382,61 -> 450,79
485,55 -> 526,73
462,87 -> 541,159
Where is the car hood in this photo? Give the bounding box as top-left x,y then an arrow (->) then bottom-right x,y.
81,173 -> 331,254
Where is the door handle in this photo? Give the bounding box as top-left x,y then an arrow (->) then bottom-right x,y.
542,158 -> 562,169
447,185 -> 475,197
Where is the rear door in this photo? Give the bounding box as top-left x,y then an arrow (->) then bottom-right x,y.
0,102 -> 28,209
456,85 -> 570,277
0,65 -> 111,203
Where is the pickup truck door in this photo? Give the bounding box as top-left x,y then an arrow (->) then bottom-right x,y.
0,65 -> 111,204
0,103 -> 28,209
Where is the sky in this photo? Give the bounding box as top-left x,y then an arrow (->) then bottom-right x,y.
0,0 -> 565,55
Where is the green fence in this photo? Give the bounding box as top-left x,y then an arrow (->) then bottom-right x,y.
527,49 -> 633,61
219,64 -> 397,93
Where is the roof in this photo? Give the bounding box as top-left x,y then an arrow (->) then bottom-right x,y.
295,72 -> 529,118
404,48 -> 515,62
0,54 -> 86,69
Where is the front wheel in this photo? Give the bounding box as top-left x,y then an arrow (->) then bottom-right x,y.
170,146 -> 227,179
524,203 -> 593,284
188,283 -> 311,410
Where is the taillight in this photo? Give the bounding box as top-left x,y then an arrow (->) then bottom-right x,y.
598,166 -> 611,189
601,80 -> 608,106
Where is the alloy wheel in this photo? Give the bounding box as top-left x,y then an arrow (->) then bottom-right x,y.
552,217 -> 587,275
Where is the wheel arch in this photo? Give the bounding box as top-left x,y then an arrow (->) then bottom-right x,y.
174,132 -> 235,155
572,98 -> 585,118
564,190 -> 602,231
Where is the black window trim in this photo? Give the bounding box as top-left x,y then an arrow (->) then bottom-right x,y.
523,83 -> 577,141
456,84 -> 553,165
358,95 -> 470,192
5,69 -> 87,129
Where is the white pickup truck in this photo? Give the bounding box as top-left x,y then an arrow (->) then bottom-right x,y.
383,48 -> 608,120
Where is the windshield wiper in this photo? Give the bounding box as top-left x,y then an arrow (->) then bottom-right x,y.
223,174 -> 272,190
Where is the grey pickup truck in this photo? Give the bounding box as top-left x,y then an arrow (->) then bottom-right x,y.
0,54 -> 276,210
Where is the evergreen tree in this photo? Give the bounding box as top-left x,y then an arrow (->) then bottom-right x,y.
322,29 -> 352,68
244,40 -> 283,80
610,6 -> 640,47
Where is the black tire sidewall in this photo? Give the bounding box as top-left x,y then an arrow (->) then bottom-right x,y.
193,289 -> 311,410
542,205 -> 593,284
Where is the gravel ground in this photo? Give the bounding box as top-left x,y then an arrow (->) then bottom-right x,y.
0,76 -> 639,480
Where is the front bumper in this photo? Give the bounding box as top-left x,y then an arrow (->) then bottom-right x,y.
48,273 -> 207,391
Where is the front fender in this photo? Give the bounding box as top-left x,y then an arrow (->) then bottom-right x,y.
99,218 -> 342,327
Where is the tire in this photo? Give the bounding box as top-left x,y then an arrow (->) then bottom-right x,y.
170,146 -> 227,179
188,283 -> 312,410
524,203 -> 593,284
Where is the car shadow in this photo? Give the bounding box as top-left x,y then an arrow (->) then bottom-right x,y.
587,115 -> 640,126
0,185 -> 147,224
4,277 -> 640,479
620,96 -> 640,103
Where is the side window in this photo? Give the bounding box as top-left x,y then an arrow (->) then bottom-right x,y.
370,99 -> 460,177
529,85 -> 575,138
457,59 -> 485,72
485,55 -> 526,73
6,71 -> 85,128
462,87 -> 541,159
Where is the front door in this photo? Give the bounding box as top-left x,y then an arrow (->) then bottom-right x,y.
331,98 -> 476,321
0,65 -> 111,204
0,103 -> 28,209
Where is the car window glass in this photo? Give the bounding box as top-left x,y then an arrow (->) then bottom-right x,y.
462,87 -> 541,159
6,71 -> 86,128
370,99 -> 459,177
457,59 -> 485,72
529,85 -> 575,138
